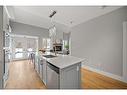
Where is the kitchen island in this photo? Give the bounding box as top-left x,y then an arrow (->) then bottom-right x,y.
37,52 -> 83,89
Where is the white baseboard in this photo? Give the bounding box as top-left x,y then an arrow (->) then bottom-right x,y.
12,58 -> 28,61
82,65 -> 127,83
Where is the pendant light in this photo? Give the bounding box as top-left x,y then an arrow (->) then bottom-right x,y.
49,10 -> 57,43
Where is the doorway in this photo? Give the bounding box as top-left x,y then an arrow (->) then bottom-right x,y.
4,34 -> 39,88
10,34 -> 38,61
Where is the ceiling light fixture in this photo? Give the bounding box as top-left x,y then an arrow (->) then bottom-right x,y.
49,10 -> 57,18
100,6 -> 107,9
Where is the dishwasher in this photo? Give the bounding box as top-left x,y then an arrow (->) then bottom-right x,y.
47,62 -> 59,89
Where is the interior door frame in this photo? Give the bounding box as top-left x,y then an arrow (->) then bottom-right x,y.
10,34 -> 38,61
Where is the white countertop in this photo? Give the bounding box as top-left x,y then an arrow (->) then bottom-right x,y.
39,52 -> 84,69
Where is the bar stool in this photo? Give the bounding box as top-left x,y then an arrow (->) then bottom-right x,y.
29,52 -> 35,68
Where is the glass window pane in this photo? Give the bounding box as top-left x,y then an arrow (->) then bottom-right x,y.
15,48 -> 23,58
15,53 -> 23,58
27,48 -> 33,57
47,39 -> 51,49
43,38 -> 51,49
28,48 -> 33,52
15,48 -> 23,52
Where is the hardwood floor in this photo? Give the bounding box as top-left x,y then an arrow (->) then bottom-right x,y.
5,60 -> 127,89
5,60 -> 46,89
81,68 -> 127,89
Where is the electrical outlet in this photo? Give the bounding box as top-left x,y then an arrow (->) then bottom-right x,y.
98,62 -> 101,67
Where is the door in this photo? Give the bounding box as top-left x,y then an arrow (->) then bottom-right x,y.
11,35 -> 38,61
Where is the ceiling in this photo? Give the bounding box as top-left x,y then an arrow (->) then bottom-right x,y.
7,6 -> 121,29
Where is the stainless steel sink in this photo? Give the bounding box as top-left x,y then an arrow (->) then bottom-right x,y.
43,55 -> 57,58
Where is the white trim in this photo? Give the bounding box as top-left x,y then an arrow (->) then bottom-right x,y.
11,58 -> 28,61
10,34 -> 38,39
68,32 -> 71,55
69,34 -> 71,55
82,65 -> 127,83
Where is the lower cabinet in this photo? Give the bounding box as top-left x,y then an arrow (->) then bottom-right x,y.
36,56 -> 46,85
37,57 -> 40,74
46,62 -> 81,89
37,56 -> 81,89
42,59 -> 47,85
39,61 -> 43,81
35,56 -> 38,72
36,56 -> 43,81
60,63 -> 81,89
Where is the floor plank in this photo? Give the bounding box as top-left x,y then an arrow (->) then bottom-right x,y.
5,60 -> 127,89
81,68 -> 127,89
5,60 -> 46,89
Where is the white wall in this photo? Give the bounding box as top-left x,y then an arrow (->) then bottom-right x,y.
10,21 -> 69,49
10,21 -> 49,49
55,22 -> 69,40
71,7 -> 127,77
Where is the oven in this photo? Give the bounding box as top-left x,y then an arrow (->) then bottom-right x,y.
53,44 -> 62,52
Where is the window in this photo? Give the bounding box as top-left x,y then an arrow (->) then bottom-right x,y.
47,39 -> 51,49
15,48 -> 23,58
63,40 -> 68,49
43,38 -> 51,49
27,48 -> 33,57
27,48 -> 33,52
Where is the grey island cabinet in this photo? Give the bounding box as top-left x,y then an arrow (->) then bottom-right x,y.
42,55 -> 83,89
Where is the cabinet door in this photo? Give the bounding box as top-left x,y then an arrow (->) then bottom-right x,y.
42,60 -> 47,85
37,57 -> 40,74
39,60 -> 43,80
60,63 -> 81,89
34,56 -> 38,71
